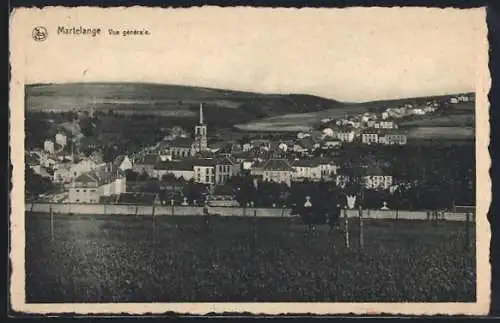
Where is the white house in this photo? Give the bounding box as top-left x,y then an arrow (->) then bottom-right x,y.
379,121 -> 395,129
55,133 -> 67,147
381,111 -> 390,120
44,140 -> 55,154
193,158 -> 216,185
53,158 -> 98,184
337,130 -> 356,143
412,108 -> 426,115
68,169 -> 126,203
449,97 -> 459,104
262,159 -> 295,186
364,167 -> 393,190
362,132 -> 379,145
113,155 -> 133,172
292,159 -> 323,181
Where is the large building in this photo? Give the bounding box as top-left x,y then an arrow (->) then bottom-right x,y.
262,159 -> 295,186
162,104 -> 209,159
68,168 -> 126,203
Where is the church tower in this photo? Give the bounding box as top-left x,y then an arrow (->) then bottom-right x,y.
194,103 -> 208,152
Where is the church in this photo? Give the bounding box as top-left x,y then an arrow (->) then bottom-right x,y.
168,104 -> 209,159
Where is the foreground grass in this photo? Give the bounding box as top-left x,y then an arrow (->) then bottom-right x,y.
25,214 -> 475,303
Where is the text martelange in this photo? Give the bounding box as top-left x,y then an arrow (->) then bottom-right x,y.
57,26 -> 151,37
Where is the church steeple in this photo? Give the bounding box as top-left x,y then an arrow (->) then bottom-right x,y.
194,103 -> 208,152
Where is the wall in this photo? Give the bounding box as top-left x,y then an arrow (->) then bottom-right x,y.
26,203 -> 473,221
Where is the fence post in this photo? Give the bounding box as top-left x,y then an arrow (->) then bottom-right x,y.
359,205 -> 364,249
171,199 -> 175,216
50,205 -> 54,241
465,212 -> 470,250
152,204 -> 156,240
344,208 -> 350,249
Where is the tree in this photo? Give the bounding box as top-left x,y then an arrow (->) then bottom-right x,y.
125,169 -> 140,182
25,165 -> 55,200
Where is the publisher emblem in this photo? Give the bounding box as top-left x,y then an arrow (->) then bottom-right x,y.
32,26 -> 48,41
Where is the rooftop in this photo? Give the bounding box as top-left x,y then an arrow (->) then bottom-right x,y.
262,159 -> 295,172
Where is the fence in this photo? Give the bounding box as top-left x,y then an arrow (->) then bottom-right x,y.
25,202 -> 473,222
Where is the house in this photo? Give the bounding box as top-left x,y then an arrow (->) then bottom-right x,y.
379,131 -> 407,145
68,169 -> 126,203
424,105 -> 437,113
262,159 -> 295,186
44,140 -> 55,154
364,167 -> 393,190
449,97 -> 459,104
251,139 -> 272,151
411,108 -> 426,115
381,111 -> 390,120
53,158 -> 98,184
55,133 -> 67,147
292,159 -> 323,182
242,159 -> 253,171
293,137 -> 316,153
154,159 -> 195,181
366,120 -> 377,128
215,155 -> 240,184
322,138 -> 341,149
361,131 -> 380,145
113,155 -> 133,172
317,158 -> 339,179
379,120 -> 396,129
337,129 -> 356,143
250,160 -> 266,177
132,154 -> 160,177
242,143 -> 253,152
191,158 -> 216,185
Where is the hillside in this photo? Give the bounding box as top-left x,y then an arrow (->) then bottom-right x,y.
235,94 -> 475,136
25,83 -> 345,126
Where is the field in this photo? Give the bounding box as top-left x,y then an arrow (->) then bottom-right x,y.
25,214 -> 476,303
25,83 -> 344,126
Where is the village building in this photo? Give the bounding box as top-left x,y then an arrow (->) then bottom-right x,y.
169,137 -> 196,159
337,129 -> 356,143
292,159 -> 323,181
53,158 -> 98,184
361,131 -> 380,145
262,159 -> 295,186
44,139 -> 55,154
215,155 -> 240,184
68,168 -> 126,203
193,158 -> 216,185
363,167 -> 393,190
55,133 -> 68,147
154,159 -> 195,181
112,155 -> 133,172
132,154 -> 160,177
379,131 -> 407,145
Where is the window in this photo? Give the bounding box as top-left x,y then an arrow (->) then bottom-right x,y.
76,189 -> 80,192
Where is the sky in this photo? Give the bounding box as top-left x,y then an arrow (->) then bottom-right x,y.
16,7 -> 485,102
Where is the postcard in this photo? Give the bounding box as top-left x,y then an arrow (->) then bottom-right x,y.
9,6 -> 491,316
